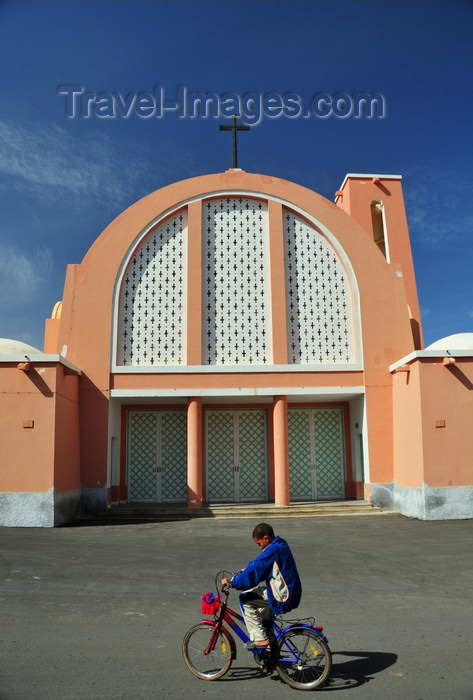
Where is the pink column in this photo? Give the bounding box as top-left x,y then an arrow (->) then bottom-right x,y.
273,395 -> 290,506
268,200 -> 288,364
186,200 -> 203,365
187,397 -> 203,508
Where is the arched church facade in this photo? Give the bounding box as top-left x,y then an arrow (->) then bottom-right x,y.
1,170 -> 472,525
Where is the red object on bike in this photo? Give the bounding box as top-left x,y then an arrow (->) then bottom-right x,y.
201,592 -> 221,615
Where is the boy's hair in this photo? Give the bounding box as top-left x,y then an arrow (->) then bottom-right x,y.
252,522 -> 275,540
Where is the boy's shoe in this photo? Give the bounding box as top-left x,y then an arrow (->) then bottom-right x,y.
253,646 -> 273,673
245,641 -> 270,651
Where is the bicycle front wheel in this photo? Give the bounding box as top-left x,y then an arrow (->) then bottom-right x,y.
182,623 -> 233,680
275,627 -> 332,690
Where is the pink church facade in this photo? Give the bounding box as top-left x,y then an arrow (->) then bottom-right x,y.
1,170 -> 472,526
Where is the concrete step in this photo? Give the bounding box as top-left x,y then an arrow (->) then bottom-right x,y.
86,501 -> 394,523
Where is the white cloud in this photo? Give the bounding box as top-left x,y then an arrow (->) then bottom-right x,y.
403,168 -> 473,247
0,117 -> 155,209
0,239 -> 53,304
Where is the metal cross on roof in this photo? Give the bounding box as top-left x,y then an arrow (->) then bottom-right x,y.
219,115 -> 250,169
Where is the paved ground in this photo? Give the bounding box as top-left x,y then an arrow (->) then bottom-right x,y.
0,514 -> 472,700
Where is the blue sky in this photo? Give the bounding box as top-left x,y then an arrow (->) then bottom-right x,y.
0,0 -> 472,351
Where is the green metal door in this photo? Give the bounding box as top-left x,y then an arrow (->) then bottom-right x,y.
288,408 -> 345,501
127,410 -> 187,502
206,410 -> 268,503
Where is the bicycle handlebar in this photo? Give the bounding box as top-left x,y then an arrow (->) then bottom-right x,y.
215,570 -> 235,595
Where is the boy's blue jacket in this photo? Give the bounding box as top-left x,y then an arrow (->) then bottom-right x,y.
230,535 -> 302,615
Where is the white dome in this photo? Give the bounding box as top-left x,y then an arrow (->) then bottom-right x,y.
0,338 -> 41,355
426,333 -> 473,351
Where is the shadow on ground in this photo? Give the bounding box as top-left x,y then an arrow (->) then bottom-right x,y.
322,650 -> 398,691
211,649 -> 398,690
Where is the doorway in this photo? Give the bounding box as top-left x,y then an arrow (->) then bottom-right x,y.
288,408 -> 345,500
127,410 -> 187,502
206,409 -> 268,503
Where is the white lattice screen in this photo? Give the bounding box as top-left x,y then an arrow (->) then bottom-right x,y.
203,197 -> 271,365
116,209 -> 187,366
284,208 -> 355,364
115,198 -> 356,369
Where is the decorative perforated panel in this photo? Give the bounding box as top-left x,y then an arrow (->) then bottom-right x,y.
237,410 -> 268,501
160,411 -> 188,501
206,411 -> 236,501
128,411 -> 157,501
284,209 -> 355,364
314,409 -> 345,498
288,409 -> 313,500
203,198 -> 270,365
117,209 -> 187,366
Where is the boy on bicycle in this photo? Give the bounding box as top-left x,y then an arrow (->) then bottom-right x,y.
221,523 -> 302,650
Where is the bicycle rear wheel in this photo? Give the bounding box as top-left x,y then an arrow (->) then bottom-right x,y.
182,623 -> 233,680
275,626 -> 332,690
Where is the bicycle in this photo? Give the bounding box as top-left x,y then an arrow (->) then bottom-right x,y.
182,571 -> 332,690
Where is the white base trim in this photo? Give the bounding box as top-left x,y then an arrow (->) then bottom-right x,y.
371,482 -> 473,521
0,489 -> 80,527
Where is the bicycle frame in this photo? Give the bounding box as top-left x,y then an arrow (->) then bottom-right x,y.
201,589 -> 329,663
201,591 -> 252,654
